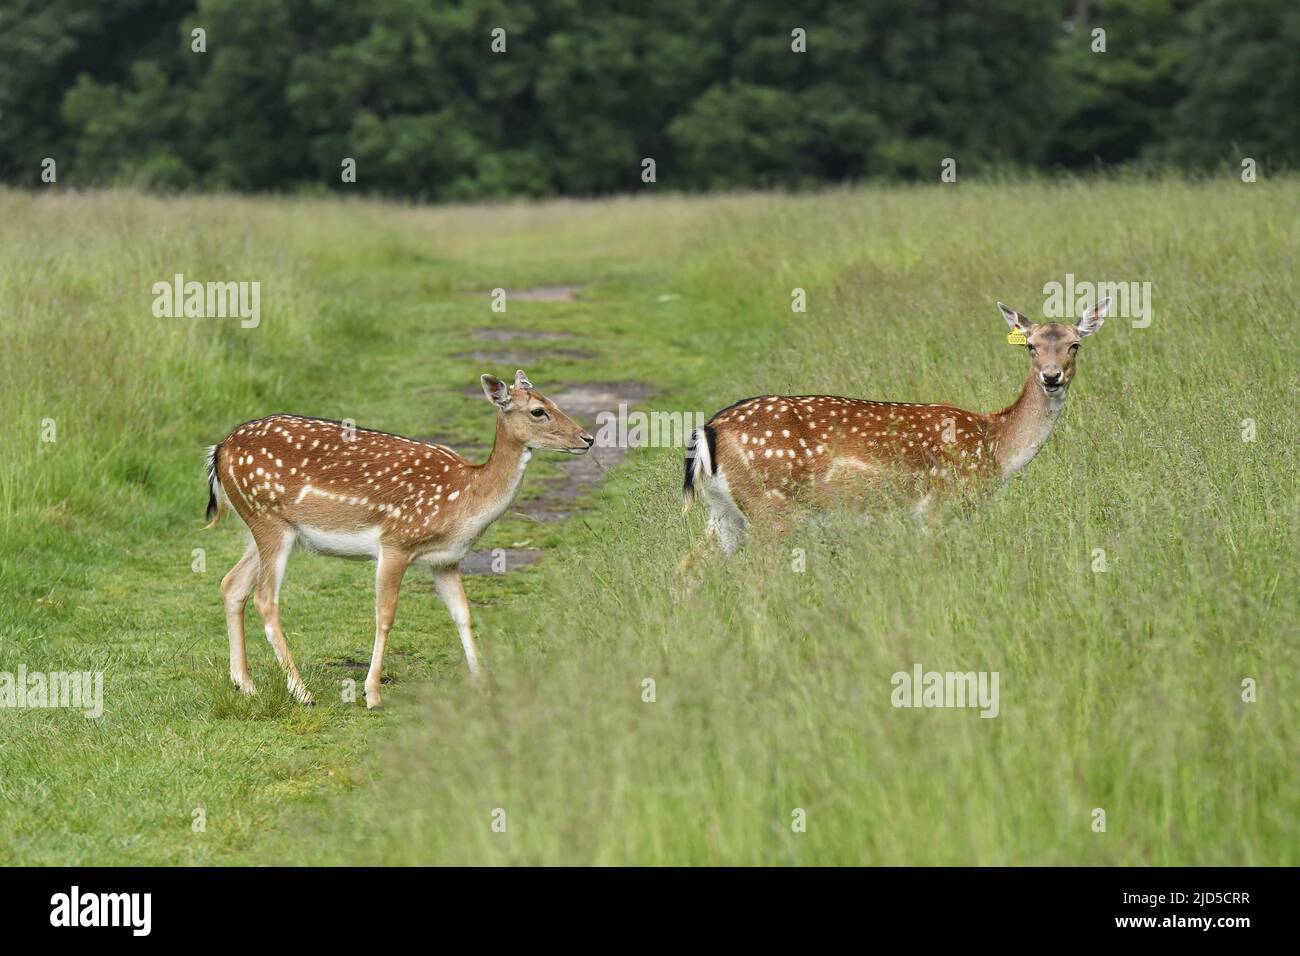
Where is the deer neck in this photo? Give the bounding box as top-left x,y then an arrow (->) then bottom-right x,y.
991,371 -> 1069,480
468,416 -> 532,513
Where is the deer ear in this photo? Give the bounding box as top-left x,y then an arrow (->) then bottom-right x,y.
514,369 -> 532,390
1077,297 -> 1109,337
997,302 -> 1034,334
481,374 -> 512,408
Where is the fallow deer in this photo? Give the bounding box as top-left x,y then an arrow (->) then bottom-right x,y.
204,370 -> 594,708
683,298 -> 1108,554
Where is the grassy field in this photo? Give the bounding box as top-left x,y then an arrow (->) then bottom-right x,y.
1,178 -> 1296,865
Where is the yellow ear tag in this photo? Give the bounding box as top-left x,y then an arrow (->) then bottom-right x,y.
1007,328 -> 1027,346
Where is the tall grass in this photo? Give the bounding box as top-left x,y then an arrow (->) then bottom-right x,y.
0,186 -> 719,864
1,179 -> 1294,865
259,179 -> 1299,865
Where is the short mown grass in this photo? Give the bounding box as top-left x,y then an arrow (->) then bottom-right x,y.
1,178 -> 1295,865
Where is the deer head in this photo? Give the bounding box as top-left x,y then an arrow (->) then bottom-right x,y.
998,297 -> 1109,398
480,369 -> 594,454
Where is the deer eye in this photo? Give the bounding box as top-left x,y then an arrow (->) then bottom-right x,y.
530,407 -> 547,419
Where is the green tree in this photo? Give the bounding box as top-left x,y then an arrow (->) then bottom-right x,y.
1167,0 -> 1300,169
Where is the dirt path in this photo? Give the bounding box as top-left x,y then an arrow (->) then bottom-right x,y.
419,312 -> 654,575
452,379 -> 654,574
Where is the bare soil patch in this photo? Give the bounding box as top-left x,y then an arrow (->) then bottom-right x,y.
448,379 -> 656,573
459,548 -> 547,576
470,285 -> 583,302
453,347 -> 596,364
509,285 -> 583,301
470,327 -> 576,342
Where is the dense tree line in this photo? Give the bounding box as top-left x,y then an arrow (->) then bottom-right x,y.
1,0 -> 1295,197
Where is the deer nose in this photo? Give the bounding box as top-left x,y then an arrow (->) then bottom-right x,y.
1041,370 -> 1062,386
581,434 -> 595,447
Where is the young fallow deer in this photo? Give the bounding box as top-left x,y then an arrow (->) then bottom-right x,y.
683,298 -> 1108,554
205,370 -> 593,708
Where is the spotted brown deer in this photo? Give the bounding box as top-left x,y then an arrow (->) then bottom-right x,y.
683,298 -> 1108,554
205,370 -> 593,707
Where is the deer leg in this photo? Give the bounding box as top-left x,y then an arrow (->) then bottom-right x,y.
703,468 -> 750,556
431,567 -> 482,682
364,547 -> 411,710
221,540 -> 260,695
677,521 -> 717,575
250,525 -> 313,705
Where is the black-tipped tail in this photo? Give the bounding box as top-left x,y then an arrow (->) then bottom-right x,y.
683,432 -> 698,499
683,424 -> 717,512
204,442 -> 224,527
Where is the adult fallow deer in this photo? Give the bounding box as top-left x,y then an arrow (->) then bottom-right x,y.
683,299 -> 1108,554
205,370 -> 593,707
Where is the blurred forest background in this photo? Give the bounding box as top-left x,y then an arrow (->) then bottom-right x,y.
1,0 -> 1295,198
